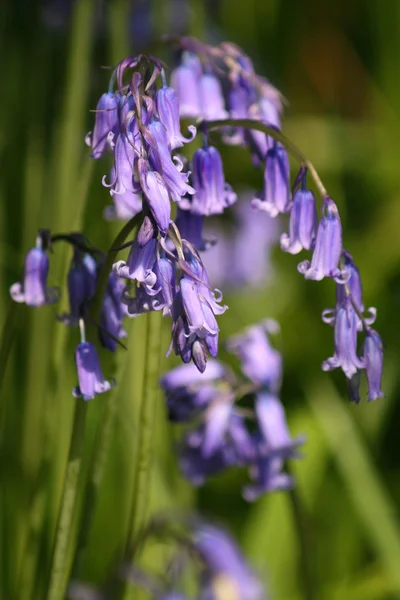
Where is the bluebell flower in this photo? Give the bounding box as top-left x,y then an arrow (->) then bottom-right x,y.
243,450 -> 293,502
180,146 -> 236,216
146,119 -> 194,203
255,392 -> 304,458
73,341 -> 114,400
322,251 -> 376,331
178,442 -> 235,487
170,52 -> 202,118
175,207 -> 210,251
193,525 -> 264,600
10,244 -> 59,307
322,297 -> 365,379
252,140 -> 291,217
85,92 -> 120,158
113,236 -> 159,294
199,72 -> 228,120
298,196 -> 344,281
280,187 -> 318,254
363,329 -> 384,400
155,85 -> 196,150
103,127 -> 141,214
99,272 -> 128,351
138,158 -> 171,235
58,251 -> 97,325
227,320 -> 282,391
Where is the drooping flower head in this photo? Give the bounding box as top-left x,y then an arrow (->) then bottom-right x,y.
280,170 -> 318,254
73,321 -> 114,400
363,329 -> 384,401
252,140 -> 291,217
85,92 -> 120,158
10,232 -> 59,307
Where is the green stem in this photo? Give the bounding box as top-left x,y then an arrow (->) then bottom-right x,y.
205,118 -> 328,197
0,302 -> 19,436
126,311 -> 162,548
46,402 -> 87,600
70,395 -> 117,579
286,463 -> 316,600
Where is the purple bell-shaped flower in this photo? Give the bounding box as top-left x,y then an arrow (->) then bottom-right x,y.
252,140 -> 291,217
10,242 -> 59,307
363,329 -> 384,401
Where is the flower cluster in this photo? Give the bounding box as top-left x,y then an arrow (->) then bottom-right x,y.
10,36 -> 384,404
161,320 -> 304,500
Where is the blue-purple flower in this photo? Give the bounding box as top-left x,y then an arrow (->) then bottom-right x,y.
10,245 -> 59,307
85,92 -> 120,158
58,252 -> 96,324
280,187 -> 318,254
73,341 -> 114,400
199,72 -> 228,120
252,140 -> 291,217
170,52 -> 202,118
193,525 -> 264,600
155,85 -> 196,150
322,297 -> 365,379
227,320 -> 282,391
298,196 -> 344,281
255,392 -> 304,458
363,329 -> 384,401
180,146 -> 236,216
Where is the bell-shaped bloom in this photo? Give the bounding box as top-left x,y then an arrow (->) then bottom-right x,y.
280,188 -> 318,254
178,441 -> 234,486
194,396 -> 235,458
10,247 -> 59,307
146,119 -> 195,203
181,146 -> 236,216
103,129 -> 139,207
363,329 -> 384,401
170,52 -> 202,118
243,451 -> 293,502
322,297 -> 365,379
252,141 -> 291,217
175,207 -> 210,251
298,196 -> 343,281
113,237 -> 158,294
322,251 -> 376,332
58,252 -> 97,324
85,92 -> 120,158
255,393 -> 304,458
199,72 -> 228,120
73,342 -> 114,400
222,82 -> 251,146
99,272 -> 128,352
155,85 -> 196,150
227,321 -> 282,392
138,158 -> 171,235
193,525 -> 264,600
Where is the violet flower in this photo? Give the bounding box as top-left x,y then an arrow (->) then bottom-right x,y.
298,196 -> 344,281
170,52 -> 202,118
85,92 -> 120,158
199,72 -> 228,120
113,236 -> 158,294
155,85 -> 196,150
58,251 -> 97,324
138,158 -> 171,235
322,297 -> 365,379
252,140 -> 291,217
99,272 -> 128,351
10,245 -> 59,307
255,392 -> 304,458
227,320 -> 282,391
193,525 -> 264,600
243,451 -> 293,502
363,329 -> 384,400
280,187 -> 318,254
180,146 -> 236,216
73,341 -> 114,400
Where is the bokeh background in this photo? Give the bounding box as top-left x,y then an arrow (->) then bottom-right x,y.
1,1 -> 400,599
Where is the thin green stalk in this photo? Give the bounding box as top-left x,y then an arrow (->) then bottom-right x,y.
46,402 -> 87,600
126,310 -> 162,547
0,302 -> 19,436
286,463 -> 316,600
206,118 -> 328,197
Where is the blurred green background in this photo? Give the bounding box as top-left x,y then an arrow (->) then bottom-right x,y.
1,1 -> 400,599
